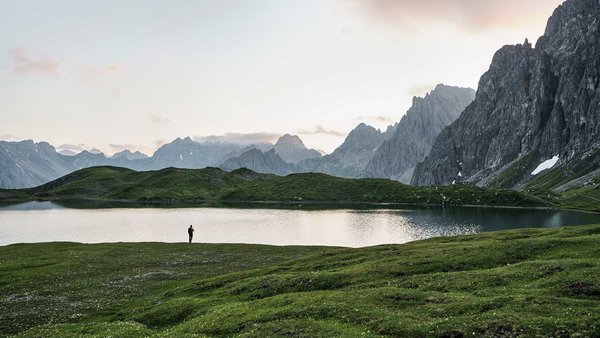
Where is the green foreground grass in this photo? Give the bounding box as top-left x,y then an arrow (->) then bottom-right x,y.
2,225 -> 600,337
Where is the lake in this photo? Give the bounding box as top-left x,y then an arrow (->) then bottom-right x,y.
1,202 -> 599,247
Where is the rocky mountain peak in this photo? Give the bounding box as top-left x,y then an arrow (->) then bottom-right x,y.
294,122 -> 394,178
172,136 -> 194,144
219,147 -> 294,176
366,84 -> 475,183
275,134 -> 306,149
411,0 -> 600,187
344,123 -> 381,143
272,134 -> 321,164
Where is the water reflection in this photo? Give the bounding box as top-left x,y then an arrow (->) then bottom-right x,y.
0,202 -> 598,247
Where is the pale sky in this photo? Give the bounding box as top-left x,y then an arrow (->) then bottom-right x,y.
0,0 -> 563,154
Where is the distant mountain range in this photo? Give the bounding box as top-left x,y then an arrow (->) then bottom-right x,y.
218,84 -> 474,179
0,134 -> 324,188
0,83 -> 475,188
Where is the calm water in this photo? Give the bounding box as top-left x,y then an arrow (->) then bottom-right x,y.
1,202 -> 599,247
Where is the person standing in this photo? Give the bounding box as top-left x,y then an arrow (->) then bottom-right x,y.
188,225 -> 194,243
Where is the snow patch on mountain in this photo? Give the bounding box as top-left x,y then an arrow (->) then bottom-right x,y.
532,156 -> 559,175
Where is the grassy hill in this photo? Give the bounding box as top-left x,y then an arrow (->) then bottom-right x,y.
523,164 -> 600,213
1,225 -> 599,337
0,166 -> 548,208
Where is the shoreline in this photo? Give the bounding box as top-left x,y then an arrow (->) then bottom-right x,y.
2,222 -> 598,248
1,197 -> 599,214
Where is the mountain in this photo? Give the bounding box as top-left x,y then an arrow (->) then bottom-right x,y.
0,137 -> 247,188
216,134 -> 323,176
366,85 -> 476,183
297,123 -> 396,178
0,141 -> 138,188
71,151 -> 110,169
219,143 -> 273,163
0,140 -> 75,189
0,135 -> 321,188
111,150 -> 148,161
139,137 -> 243,170
219,148 -> 295,176
272,134 -> 322,164
412,0 -> 600,189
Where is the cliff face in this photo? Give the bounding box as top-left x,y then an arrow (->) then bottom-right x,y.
365,85 -> 475,183
412,0 -> 600,187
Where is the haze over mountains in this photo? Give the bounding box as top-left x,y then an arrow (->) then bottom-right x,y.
1,83 -> 473,188
0,135 -> 318,188
232,84 -> 474,179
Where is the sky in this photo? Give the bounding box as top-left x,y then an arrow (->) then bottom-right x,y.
0,0 -> 564,155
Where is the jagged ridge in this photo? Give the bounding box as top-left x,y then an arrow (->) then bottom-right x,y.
366,84 -> 475,183
412,0 -> 600,188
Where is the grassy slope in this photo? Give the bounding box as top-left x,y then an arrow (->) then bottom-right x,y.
526,171 -> 600,213
2,225 -> 599,337
0,243 -> 334,336
1,166 -> 547,208
488,152 -> 538,190
557,183 -> 600,212
520,149 -> 600,212
525,149 -> 600,192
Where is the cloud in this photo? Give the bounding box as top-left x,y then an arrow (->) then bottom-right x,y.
356,115 -> 397,124
106,144 -> 152,156
10,49 -> 60,77
56,143 -> 104,154
150,114 -> 171,124
298,125 -> 346,137
9,48 -> 126,85
348,0 -> 563,32
109,144 -> 143,152
78,64 -> 124,82
57,143 -> 87,152
110,88 -> 121,98
194,132 -> 280,145
108,142 -> 169,156
0,134 -> 21,141
153,139 -> 170,148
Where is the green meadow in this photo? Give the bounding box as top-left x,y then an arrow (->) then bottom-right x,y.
0,166 -> 548,208
2,225 -> 599,337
